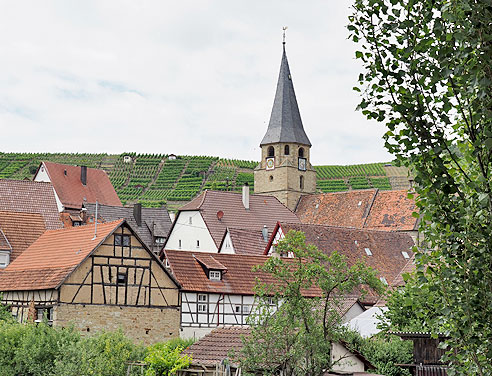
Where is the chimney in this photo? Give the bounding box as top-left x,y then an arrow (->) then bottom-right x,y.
262,225 -> 268,242
80,166 -> 87,186
133,203 -> 142,227
242,183 -> 250,210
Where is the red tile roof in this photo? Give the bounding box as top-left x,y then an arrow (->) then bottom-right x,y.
164,249 -> 320,297
40,161 -> 121,209
0,220 -> 123,291
177,190 -> 299,248
0,230 -> 11,251
295,190 -> 418,232
221,227 -> 270,255
183,327 -> 250,365
0,179 -> 62,230
271,223 -> 415,289
0,211 -> 46,262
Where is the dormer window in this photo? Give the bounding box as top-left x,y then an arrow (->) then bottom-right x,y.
401,251 -> 410,259
364,248 -> 372,256
209,270 -> 221,280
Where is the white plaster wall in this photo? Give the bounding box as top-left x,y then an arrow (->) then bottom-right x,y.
219,231 -> 235,254
331,342 -> 365,373
342,303 -> 365,323
165,211 -> 218,252
34,163 -> 64,212
180,326 -> 215,340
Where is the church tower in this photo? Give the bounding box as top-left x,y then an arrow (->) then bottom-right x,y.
254,42 -> 317,211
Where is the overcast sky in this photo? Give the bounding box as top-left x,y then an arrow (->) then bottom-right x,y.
0,1 -> 393,165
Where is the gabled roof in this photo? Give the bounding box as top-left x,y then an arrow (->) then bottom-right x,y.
295,189 -> 418,232
0,211 -> 46,262
40,161 -> 121,209
183,327 -> 250,366
260,45 -> 311,146
176,190 -> 299,249
219,227 -> 270,256
0,220 -> 123,291
0,179 -> 62,230
164,249 -> 320,297
268,222 -> 415,289
84,203 -> 172,249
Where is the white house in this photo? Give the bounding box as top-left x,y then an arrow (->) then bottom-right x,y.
163,189 -> 299,254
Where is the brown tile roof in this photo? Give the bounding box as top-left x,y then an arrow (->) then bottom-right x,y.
0,220 -> 123,291
41,161 -> 121,209
391,255 -> 416,287
273,223 -> 415,289
194,253 -> 227,271
164,250 -> 320,297
295,189 -> 418,232
177,190 -> 299,248
363,190 -> 418,231
0,211 -> 46,262
0,179 -> 63,230
222,227 -> 270,255
183,327 -> 250,365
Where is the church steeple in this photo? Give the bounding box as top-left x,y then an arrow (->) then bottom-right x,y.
254,37 -> 317,211
260,45 -> 311,147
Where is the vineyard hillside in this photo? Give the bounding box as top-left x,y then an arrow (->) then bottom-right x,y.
0,153 -> 410,210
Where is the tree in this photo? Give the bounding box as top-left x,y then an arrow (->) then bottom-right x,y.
239,230 -> 383,376
349,0 -> 492,373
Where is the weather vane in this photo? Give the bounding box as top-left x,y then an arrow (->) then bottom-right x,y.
283,26 -> 288,44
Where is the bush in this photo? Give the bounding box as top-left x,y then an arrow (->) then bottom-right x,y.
144,342 -> 192,376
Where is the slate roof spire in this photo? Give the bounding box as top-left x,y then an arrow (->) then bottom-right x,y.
260,40 -> 311,147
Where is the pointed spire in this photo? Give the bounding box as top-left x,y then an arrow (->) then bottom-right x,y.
260,39 -> 311,147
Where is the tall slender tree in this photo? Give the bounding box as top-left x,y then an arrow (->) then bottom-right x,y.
349,0 -> 492,373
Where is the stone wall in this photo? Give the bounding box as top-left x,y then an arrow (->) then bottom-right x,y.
54,303 -> 180,345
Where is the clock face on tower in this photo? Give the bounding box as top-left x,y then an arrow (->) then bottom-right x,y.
266,158 -> 275,170
298,157 -> 306,171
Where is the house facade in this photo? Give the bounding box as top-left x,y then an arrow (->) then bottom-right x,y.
0,220 -> 180,344
164,189 -> 299,254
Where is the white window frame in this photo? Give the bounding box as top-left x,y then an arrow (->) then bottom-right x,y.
198,294 -> 207,302
197,304 -> 207,313
209,270 -> 221,280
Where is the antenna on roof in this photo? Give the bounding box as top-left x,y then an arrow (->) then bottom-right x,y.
92,200 -> 98,240
282,26 -> 288,45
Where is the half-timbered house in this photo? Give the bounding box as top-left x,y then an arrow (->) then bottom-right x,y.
163,250 -> 363,340
0,219 -> 180,344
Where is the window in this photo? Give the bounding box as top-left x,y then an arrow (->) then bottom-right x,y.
401,251 -> 410,259
72,221 -> 81,227
242,305 -> 250,314
267,146 -> 275,157
198,294 -> 207,302
198,304 -> 207,313
300,176 -> 304,190
364,248 -> 373,256
155,237 -> 165,245
189,217 -> 193,225
36,307 -> 53,325
178,239 -> 182,249
0,253 -> 9,268
117,272 -> 127,285
284,145 -> 290,155
380,276 -> 388,285
165,259 -> 170,268
235,305 -> 250,314
224,238 -> 231,249
298,147 -> 305,158
114,234 -> 130,247
196,240 -> 200,248
265,297 -> 275,305
269,175 -> 274,182
235,305 -> 241,313
209,270 -> 221,280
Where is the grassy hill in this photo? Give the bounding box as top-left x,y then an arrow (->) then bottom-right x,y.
0,152 -> 410,209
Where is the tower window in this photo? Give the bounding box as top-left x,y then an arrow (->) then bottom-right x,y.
267,146 -> 275,157
300,176 -> 304,190
269,175 -> 274,182
299,147 -> 305,158
284,145 -> 290,155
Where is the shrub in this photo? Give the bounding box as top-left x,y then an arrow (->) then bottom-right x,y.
144,342 -> 192,376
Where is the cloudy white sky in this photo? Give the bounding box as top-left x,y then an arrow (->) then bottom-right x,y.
0,1 -> 392,165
